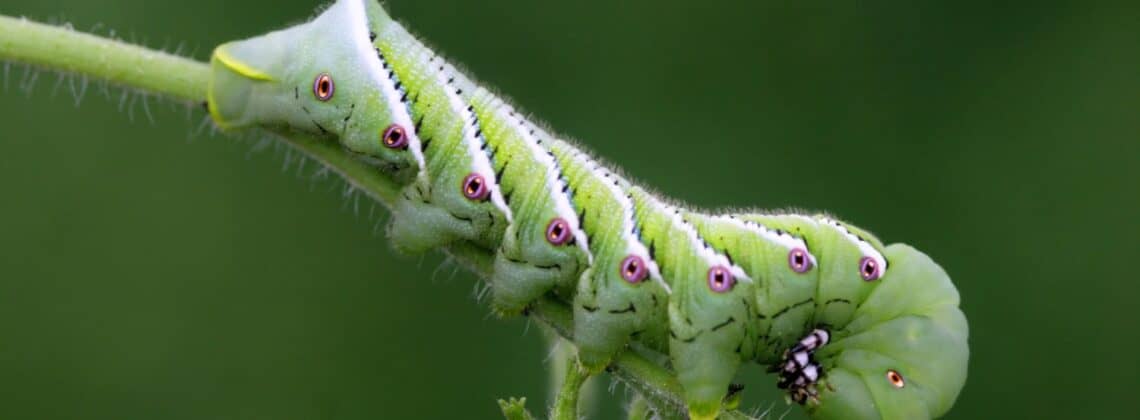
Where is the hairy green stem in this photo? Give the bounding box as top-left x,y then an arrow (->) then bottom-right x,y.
549,353 -> 588,420
0,15 -> 207,102
0,14 -> 757,419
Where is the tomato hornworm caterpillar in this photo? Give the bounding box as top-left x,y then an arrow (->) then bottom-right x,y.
206,0 -> 969,418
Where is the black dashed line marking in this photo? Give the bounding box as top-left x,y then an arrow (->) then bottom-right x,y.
607,303 -> 637,314
711,317 -> 735,332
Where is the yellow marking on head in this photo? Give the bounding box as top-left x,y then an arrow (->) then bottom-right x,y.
205,84 -> 233,131
212,48 -> 274,81
206,45 -> 275,130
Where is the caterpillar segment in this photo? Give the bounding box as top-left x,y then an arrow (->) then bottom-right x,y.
204,1 -> 969,419
739,214 -> 890,337
465,92 -> 592,315
685,213 -> 820,364
548,141 -> 670,371
626,188 -> 753,420
372,16 -> 512,254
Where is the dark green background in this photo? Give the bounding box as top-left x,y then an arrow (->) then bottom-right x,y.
1,0 -> 1136,418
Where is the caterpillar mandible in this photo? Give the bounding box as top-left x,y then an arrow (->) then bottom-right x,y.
206,0 -> 969,418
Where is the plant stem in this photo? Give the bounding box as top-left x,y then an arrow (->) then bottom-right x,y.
0,13 -> 756,419
0,15 -> 208,102
549,353 -> 588,420
264,127 -> 404,206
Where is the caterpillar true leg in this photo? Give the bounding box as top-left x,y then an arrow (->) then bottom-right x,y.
774,328 -> 831,405
548,355 -> 590,420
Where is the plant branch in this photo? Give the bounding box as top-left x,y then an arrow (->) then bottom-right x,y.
0,15 -> 208,102
0,14 -> 758,419
549,352 -> 588,420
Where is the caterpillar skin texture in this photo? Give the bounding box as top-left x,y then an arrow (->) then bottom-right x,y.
206,1 -> 969,419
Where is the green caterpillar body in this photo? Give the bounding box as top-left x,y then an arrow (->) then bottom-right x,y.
206,1 -> 968,418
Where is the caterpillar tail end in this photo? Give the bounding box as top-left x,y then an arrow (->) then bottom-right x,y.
206,43 -> 273,131
205,3 -> 325,131
206,18 -> 309,132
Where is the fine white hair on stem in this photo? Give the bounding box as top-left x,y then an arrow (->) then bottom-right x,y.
71,73 -> 88,106
50,71 -> 65,97
310,165 -> 332,183
295,152 -> 309,177
248,137 -> 273,156
97,78 -> 110,100
447,263 -> 461,281
338,183 -> 360,216
116,88 -> 129,112
473,281 -> 492,303
4,19 -> 203,123
237,130 -> 410,241
139,92 -> 154,124
190,115 -> 214,142
281,147 -> 295,173
20,64 -> 39,96
468,281 -> 483,301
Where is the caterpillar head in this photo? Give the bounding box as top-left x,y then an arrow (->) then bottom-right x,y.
809,244 -> 968,419
207,0 -> 421,180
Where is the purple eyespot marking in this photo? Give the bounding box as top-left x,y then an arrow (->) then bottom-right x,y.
707,266 -> 735,293
313,73 -> 334,101
859,256 -> 881,281
382,124 -> 408,149
546,218 -> 572,246
462,173 -> 489,201
788,248 -> 813,273
620,255 -> 648,284
886,369 -> 905,388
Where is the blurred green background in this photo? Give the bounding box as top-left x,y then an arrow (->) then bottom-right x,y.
1,0 -> 1137,418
